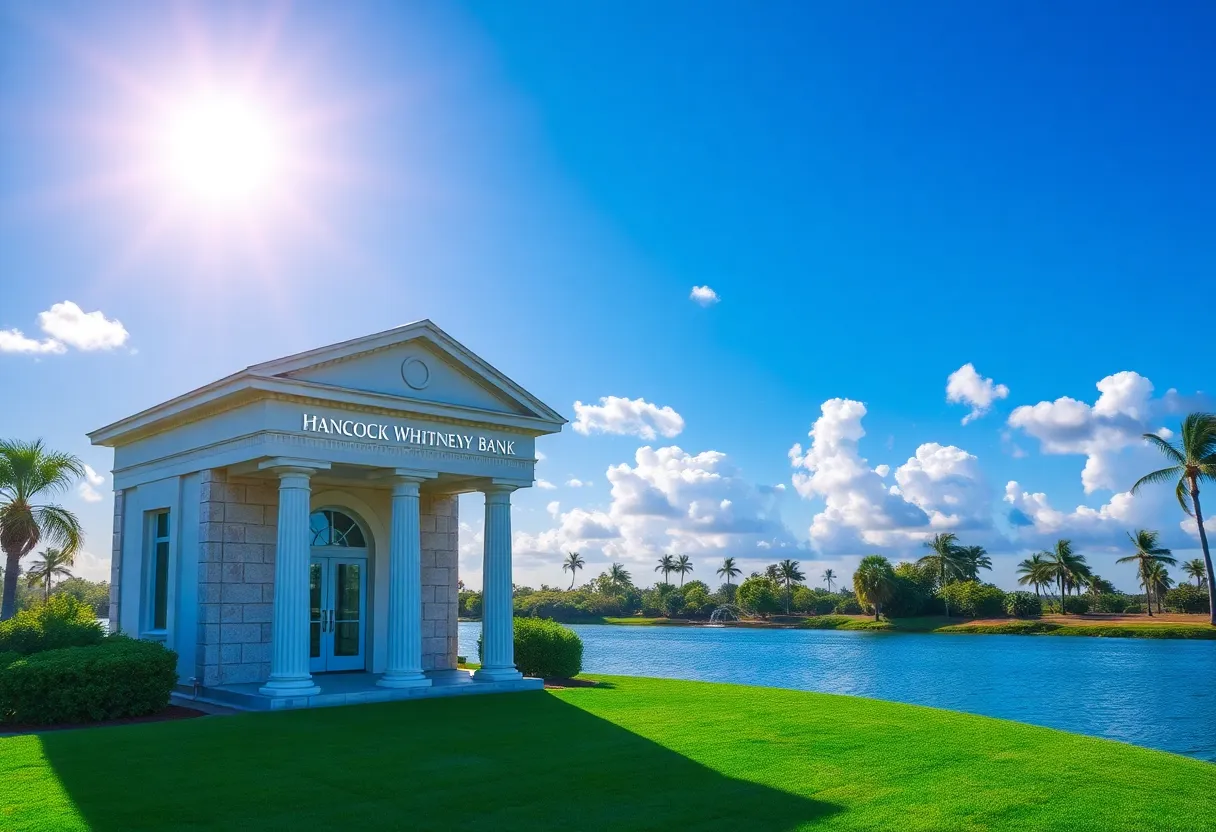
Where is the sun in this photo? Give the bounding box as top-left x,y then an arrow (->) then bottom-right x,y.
155,89 -> 288,210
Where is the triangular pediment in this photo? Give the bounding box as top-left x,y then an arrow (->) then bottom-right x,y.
247,321 -> 565,424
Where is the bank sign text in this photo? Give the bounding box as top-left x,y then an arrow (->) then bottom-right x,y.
300,413 -> 516,456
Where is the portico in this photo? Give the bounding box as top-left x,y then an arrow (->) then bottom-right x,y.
88,320 -> 565,710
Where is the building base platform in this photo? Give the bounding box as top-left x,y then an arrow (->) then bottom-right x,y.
175,669 -> 543,712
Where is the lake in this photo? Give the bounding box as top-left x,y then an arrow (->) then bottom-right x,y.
458,621 -> 1216,761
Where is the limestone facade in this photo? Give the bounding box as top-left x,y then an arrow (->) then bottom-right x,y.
193,468 -> 459,687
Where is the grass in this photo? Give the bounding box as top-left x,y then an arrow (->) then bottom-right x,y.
937,620 -> 1216,638
1,676 -> 1213,831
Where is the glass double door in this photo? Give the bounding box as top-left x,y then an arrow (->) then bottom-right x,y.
309,554 -> 367,673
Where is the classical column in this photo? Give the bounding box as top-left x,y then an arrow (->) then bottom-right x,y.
474,485 -> 522,682
259,467 -> 321,697
379,476 -> 431,688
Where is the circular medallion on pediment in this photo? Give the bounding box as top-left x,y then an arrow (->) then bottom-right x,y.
401,356 -> 431,390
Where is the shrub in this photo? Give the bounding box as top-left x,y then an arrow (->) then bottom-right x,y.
937,581 -> 1006,618
834,596 -> 863,615
0,594 -> 104,655
1004,591 -> 1042,618
714,583 -> 738,605
1123,603 -> 1144,614
736,577 -> 781,616
680,586 -> 714,617
1164,585 -> 1210,614
479,617 -> 582,678
1092,593 -> 1133,614
662,591 -> 684,618
1062,596 -> 1091,615
0,636 -> 178,725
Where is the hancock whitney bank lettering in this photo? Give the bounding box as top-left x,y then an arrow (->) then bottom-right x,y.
300,412 -> 517,456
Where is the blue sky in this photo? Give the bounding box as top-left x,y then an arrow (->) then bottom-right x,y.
2,1 -> 1213,591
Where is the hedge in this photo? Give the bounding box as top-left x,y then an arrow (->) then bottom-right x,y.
1003,591 -> 1042,618
0,637 -> 178,725
0,594 -> 104,655
479,617 -> 583,678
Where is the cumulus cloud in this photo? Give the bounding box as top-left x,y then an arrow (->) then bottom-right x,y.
788,399 -> 992,553
78,465 -> 106,503
946,363 -> 1009,424
1008,371 -> 1168,494
0,330 -> 66,354
689,285 -> 720,306
1001,371 -> 1211,548
566,478 -> 588,488
0,301 -> 129,355
515,444 -> 795,569
573,396 -> 684,440
535,478 -> 556,489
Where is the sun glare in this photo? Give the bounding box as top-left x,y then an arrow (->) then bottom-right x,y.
156,90 -> 287,209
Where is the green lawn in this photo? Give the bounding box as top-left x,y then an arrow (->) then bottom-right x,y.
2,676 -> 1213,831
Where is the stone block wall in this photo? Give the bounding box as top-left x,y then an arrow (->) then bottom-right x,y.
420,492 -> 459,671
108,489 -> 124,631
196,469 -> 279,686
193,469 -> 460,686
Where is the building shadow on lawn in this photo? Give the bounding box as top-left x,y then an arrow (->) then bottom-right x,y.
38,691 -> 840,831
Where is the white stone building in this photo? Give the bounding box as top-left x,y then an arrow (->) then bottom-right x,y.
88,320 -> 565,710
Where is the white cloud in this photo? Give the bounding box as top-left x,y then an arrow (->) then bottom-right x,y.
515,444 -> 795,570
536,478 -> 556,490
77,465 -> 105,503
70,549 -> 111,582
1001,371 -> 1213,548
535,450 -> 546,461
566,478 -> 588,488
0,301 -> 129,355
689,285 -> 720,306
572,396 -> 685,440
0,330 -> 66,354
1008,371 -> 1168,494
788,399 -> 994,553
546,501 -> 561,517
946,363 -> 1009,424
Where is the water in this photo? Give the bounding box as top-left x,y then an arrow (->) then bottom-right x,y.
459,622 -> 1216,761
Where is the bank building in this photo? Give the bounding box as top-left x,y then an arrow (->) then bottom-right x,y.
88,320 -> 565,710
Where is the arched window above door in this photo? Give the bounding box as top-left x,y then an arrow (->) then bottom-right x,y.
309,509 -> 367,548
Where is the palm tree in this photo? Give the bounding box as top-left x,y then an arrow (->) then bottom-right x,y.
1045,539 -> 1090,614
1116,530 -> 1175,618
822,568 -> 837,594
674,554 -> 693,587
655,554 -> 676,585
1016,553 -> 1052,598
1183,558 -> 1207,588
775,559 -> 806,614
853,555 -> 896,621
957,546 -> 993,581
607,562 -> 633,591
1147,561 -> 1174,614
562,551 -> 585,590
1133,413 -> 1216,624
1084,574 -> 1115,606
918,533 -> 964,615
716,557 -> 742,588
25,547 -> 74,602
0,439 -> 86,620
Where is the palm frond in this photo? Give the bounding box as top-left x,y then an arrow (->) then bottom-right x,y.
1132,465 -> 1184,496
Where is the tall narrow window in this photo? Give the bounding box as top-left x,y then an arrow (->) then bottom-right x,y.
149,510 -> 170,631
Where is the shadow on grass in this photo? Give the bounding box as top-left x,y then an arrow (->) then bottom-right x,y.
38,691 -> 838,831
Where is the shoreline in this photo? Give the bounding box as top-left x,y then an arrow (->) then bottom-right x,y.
459,614 -> 1216,640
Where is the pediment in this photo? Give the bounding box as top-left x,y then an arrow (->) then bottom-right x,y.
247,321 -> 564,424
